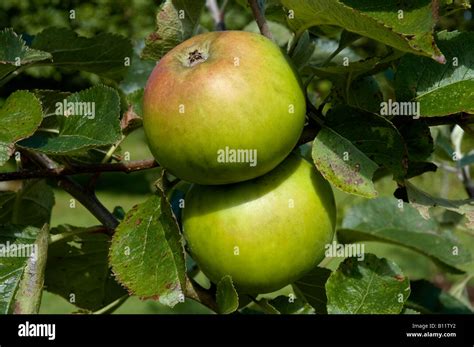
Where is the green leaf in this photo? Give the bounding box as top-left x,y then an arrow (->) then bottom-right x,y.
0,28 -> 51,81
109,193 -> 186,307
397,120 -> 434,162
404,161 -> 437,179
281,0 -> 444,61
339,197 -> 472,271
18,85 -> 122,155
119,42 -> 155,95
395,31 -> 474,116
402,307 -> 420,314
290,31 -> 316,72
268,295 -> 315,314
293,266 -> 331,314
32,27 -> 133,81
325,106 -> 407,179
326,254 -> 410,314
344,76 -> 383,114
33,90 -> 72,117
0,180 -> 55,228
216,275 -> 239,314
305,48 -> 404,81
13,224 -> 49,314
407,280 -> 472,314
459,153 -> 474,167
0,224 -> 40,314
45,225 -> 126,311
312,126 -> 378,198
142,0 -> 206,61
243,20 -> 292,47
0,91 -> 43,166
405,181 -> 474,230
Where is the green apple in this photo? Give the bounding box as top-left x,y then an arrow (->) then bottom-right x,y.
182,154 -> 336,294
143,31 -> 306,185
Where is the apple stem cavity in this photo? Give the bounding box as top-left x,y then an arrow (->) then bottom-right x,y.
188,49 -> 207,67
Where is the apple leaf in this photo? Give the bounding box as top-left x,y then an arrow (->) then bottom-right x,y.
243,20 -> 292,47
32,27 -> 133,81
0,91 -> 43,166
18,85 -> 121,155
395,31 -> 474,116
405,181 -> 474,230
459,153 -> 474,168
119,42 -> 155,95
325,106 -> 407,179
0,28 -> 51,81
33,90 -> 72,117
326,254 -> 410,314
45,225 -> 126,311
397,120 -> 434,162
402,308 -> 420,314
216,275 -> 239,314
293,266 -> 331,314
0,180 -> 55,228
13,224 -> 49,314
338,197 -> 472,271
142,0 -> 206,61
0,224 -> 41,314
281,0 -> 444,62
109,193 -> 186,307
290,31 -> 316,72
305,46 -> 404,80
312,127 -> 378,198
340,76 -> 383,114
268,295 -> 315,314
407,280 -> 472,314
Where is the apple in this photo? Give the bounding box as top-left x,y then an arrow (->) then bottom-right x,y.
182,154 -> 336,294
143,31 -> 306,185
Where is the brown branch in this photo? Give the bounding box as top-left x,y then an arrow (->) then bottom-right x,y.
248,0 -> 273,41
0,159 -> 159,182
297,125 -> 318,146
185,276 -> 218,312
22,151 -> 119,231
57,177 -> 119,230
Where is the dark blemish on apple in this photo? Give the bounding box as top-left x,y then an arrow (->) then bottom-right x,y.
188,49 -> 205,66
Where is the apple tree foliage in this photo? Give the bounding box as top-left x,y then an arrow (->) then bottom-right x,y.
0,0 -> 474,314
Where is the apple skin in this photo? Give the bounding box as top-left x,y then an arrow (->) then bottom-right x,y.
182,154 -> 336,294
143,31 -> 306,185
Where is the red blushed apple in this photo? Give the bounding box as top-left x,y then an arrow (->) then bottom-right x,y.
143,31 -> 306,185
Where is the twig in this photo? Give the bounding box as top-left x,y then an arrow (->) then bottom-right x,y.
185,276 -> 218,312
248,0 -> 273,41
92,295 -> 129,315
297,125 -> 318,146
22,150 -> 119,231
206,0 -> 227,31
57,177 -> 119,230
49,225 -> 110,244
0,159 -> 159,182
